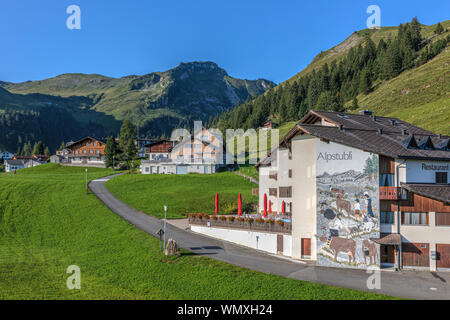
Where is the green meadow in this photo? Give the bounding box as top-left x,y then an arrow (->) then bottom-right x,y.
105,172 -> 258,218
0,164 -> 395,299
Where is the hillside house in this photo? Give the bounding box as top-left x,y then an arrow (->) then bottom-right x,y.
66,137 -> 106,166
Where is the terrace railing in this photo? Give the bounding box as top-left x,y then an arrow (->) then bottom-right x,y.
379,186 -> 401,200
189,216 -> 292,234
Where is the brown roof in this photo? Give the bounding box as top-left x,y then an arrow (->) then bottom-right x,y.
371,233 -> 401,245
401,183 -> 450,204
281,110 -> 450,161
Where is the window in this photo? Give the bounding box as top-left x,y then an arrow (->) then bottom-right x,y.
436,172 -> 448,184
93,142 -> 97,146
83,150 -> 86,154
402,212 -> 428,225
436,213 -> 450,226
379,174 -> 395,186
89,150 -> 93,154
269,188 -> 277,196
96,150 -> 100,155
145,167 -> 149,172
279,186 -> 292,198
288,169 -> 292,178
85,143 -> 89,146
381,211 -> 394,224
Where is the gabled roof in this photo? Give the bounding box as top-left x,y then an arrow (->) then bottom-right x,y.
401,183 -> 450,204
279,110 -> 450,161
65,137 -> 105,148
4,159 -> 25,166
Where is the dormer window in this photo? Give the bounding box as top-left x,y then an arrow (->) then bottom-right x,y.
417,136 -> 434,150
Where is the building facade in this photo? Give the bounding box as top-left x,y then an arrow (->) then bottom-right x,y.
257,110 -> 450,271
66,137 -> 106,166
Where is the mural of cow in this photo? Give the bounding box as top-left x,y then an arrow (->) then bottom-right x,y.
336,197 -> 351,214
329,237 -> 356,263
362,239 -> 378,265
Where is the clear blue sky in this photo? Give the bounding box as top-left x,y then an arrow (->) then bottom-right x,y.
1,0 -> 448,84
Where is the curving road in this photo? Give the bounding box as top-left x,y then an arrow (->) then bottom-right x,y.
89,174 -> 450,300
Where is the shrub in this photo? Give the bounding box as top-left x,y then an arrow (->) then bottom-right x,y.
265,219 -> 275,225
255,217 -> 265,224
218,215 -> 227,221
210,215 -> 218,220
227,216 -> 235,222
236,217 -> 244,222
246,218 -> 254,224
276,220 -> 284,227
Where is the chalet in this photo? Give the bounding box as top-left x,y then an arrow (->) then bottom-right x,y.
147,140 -> 173,161
0,151 -> 14,160
255,110 -> 450,271
66,137 -> 106,166
4,160 -> 25,172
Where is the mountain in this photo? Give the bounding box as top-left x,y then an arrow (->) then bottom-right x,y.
212,19 -> 450,136
0,62 -> 275,152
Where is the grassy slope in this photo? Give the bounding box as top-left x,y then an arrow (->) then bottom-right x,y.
353,45 -> 450,134
106,172 -> 258,218
0,164 -> 394,299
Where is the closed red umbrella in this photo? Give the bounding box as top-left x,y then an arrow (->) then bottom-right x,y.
237,193 -> 242,216
282,201 -> 286,215
263,193 -> 268,218
215,193 -> 219,215
268,200 -> 272,213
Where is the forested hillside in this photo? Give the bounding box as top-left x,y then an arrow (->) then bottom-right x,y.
211,19 -> 450,135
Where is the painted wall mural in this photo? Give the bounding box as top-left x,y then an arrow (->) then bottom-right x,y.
316,140 -> 380,269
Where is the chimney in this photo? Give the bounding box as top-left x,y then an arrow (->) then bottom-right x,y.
378,128 -> 383,134
402,129 -> 408,135
339,124 -> 344,131
359,110 -> 373,116
391,119 -> 397,126
371,115 -> 377,121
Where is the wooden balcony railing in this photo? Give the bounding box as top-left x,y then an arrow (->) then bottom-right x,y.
379,186 -> 401,200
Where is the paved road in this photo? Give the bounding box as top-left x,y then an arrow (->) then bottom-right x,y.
89,174 -> 450,300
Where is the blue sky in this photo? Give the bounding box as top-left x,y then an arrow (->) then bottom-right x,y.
1,0 -> 448,84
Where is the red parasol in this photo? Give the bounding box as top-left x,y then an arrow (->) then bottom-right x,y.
263,193 -> 268,218
215,193 -> 219,215
282,201 -> 286,214
238,193 -> 242,216
268,200 -> 272,213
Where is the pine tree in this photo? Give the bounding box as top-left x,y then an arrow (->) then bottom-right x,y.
435,22 -> 444,35
119,119 -> 137,171
104,136 -> 118,169
359,69 -> 371,94
22,142 -> 32,156
44,147 -> 51,156
32,141 -> 44,155
351,97 -> 358,110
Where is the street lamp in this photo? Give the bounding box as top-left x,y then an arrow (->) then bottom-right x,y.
85,168 -> 88,194
163,205 -> 167,250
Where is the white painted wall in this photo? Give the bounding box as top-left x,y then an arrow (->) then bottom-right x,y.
405,160 -> 449,184
191,225 -> 292,257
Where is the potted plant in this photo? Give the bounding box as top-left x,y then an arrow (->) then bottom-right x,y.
227,216 -> 235,223
218,215 -> 227,222
210,215 -> 218,221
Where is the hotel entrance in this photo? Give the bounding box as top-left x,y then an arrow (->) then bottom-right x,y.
381,245 -> 396,266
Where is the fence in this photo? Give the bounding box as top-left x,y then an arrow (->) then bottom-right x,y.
189,215 -> 292,234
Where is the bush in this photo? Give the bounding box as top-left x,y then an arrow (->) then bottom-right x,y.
210,215 -> 218,220
265,219 -> 275,225
276,220 -> 284,227
227,216 -> 235,222
218,215 -> 227,221
255,217 -> 265,224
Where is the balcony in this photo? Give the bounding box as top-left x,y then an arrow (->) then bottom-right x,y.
379,187 -> 401,200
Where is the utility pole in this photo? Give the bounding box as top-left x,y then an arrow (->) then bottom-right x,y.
163,205 -> 167,250
112,154 -> 115,174
85,168 -> 88,194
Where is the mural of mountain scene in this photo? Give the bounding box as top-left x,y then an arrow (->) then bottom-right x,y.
316,140 -> 380,269
0,61 -> 275,153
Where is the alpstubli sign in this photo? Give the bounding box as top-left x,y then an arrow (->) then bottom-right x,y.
317,151 -> 353,162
